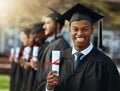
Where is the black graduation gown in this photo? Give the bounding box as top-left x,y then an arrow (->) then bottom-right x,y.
20,67 -> 29,91
34,36 -> 70,91
26,68 -> 37,91
32,43 -> 49,91
20,49 -> 34,91
10,62 -> 18,91
14,63 -> 24,91
59,47 -> 120,91
26,43 -> 49,91
11,47 -> 26,91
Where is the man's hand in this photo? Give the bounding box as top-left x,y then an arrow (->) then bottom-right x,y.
14,57 -> 19,63
46,71 -> 60,90
24,61 -> 31,70
30,60 -> 40,69
9,56 -> 13,62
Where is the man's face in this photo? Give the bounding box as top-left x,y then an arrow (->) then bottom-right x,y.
69,20 -> 94,51
43,17 -> 56,37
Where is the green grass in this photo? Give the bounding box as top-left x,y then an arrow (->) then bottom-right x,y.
0,74 -> 10,91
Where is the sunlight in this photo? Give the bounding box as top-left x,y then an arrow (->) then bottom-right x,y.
0,0 -> 11,15
0,0 -> 19,17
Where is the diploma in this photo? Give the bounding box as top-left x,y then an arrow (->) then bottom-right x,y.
15,47 -> 20,58
52,50 -> 60,76
10,48 -> 15,58
24,47 -> 31,60
32,46 -> 39,62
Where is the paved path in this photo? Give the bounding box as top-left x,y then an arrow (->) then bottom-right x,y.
0,57 -> 11,74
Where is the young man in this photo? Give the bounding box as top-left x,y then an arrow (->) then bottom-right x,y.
46,3 -> 120,91
33,8 -> 70,91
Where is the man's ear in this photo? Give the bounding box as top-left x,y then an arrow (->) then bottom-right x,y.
92,27 -> 94,33
56,23 -> 61,32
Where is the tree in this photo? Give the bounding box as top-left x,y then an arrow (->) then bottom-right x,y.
0,0 -> 119,30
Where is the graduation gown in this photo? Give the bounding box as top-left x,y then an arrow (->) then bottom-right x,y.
26,43 -> 49,91
34,36 -> 70,91
20,49 -> 34,91
60,47 -> 120,91
12,47 -> 27,91
10,62 -> 18,91
31,43 -> 49,91
20,67 -> 29,91
34,47 -> 119,91
14,63 -> 24,91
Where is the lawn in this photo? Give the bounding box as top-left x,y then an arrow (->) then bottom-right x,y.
0,74 -> 10,91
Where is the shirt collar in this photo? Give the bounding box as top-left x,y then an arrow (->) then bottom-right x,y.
72,43 -> 93,56
45,33 -> 62,43
45,37 -> 54,43
56,33 -> 62,38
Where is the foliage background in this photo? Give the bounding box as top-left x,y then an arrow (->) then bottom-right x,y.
0,74 -> 10,90
0,0 -> 119,30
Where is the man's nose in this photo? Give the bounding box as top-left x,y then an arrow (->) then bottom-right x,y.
77,30 -> 83,35
43,24 -> 45,29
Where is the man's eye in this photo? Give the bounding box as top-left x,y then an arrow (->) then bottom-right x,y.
84,28 -> 88,30
46,22 -> 50,24
83,28 -> 89,31
72,28 -> 78,31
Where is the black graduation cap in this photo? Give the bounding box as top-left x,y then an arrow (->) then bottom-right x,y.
63,3 -> 104,24
47,7 -> 65,26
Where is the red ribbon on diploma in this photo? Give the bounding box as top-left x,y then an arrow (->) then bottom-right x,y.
22,50 -> 29,56
21,50 -> 27,58
30,56 -> 37,59
44,59 -> 60,66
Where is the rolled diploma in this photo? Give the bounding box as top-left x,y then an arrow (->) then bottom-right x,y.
52,50 -> 60,76
32,46 -> 39,62
15,47 -> 20,58
24,47 -> 31,60
10,48 -> 15,58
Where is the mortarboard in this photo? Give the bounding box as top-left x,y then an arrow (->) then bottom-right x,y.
63,3 -> 104,24
47,7 -> 65,26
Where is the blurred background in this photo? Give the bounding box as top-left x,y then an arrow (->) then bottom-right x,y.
0,0 -> 120,91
